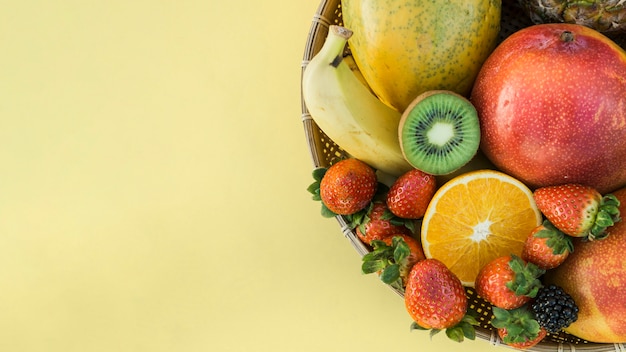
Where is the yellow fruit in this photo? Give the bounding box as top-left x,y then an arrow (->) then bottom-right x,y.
421,170 -> 542,286
342,0 -> 501,112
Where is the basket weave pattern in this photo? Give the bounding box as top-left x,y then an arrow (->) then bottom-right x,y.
300,1 -> 626,351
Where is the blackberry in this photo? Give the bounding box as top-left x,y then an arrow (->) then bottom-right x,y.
531,284 -> 579,334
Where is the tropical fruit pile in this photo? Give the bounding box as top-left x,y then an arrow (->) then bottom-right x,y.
303,0 -> 626,349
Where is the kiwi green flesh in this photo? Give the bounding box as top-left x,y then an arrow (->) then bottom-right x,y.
400,92 -> 480,175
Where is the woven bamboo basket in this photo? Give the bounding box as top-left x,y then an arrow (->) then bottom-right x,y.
300,0 -> 626,351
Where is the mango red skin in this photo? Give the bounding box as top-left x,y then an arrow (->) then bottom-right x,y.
470,23 -> 626,194
544,187 -> 626,343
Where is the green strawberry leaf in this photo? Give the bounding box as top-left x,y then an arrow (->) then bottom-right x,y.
460,323 -> 476,341
362,236 -> 415,291
506,255 -> 544,298
389,278 -> 404,293
595,211 -> 617,228
362,248 -> 392,262
491,306 -> 541,344
410,321 -> 428,331
308,167 -> 327,201
490,306 -> 509,325
380,208 -> 395,221
393,237 -> 410,263
429,328 -> 442,339
307,182 -> 320,197
382,208 -> 418,235
361,259 -> 386,274
587,194 -> 622,241
534,221 -> 574,255
345,203 -> 373,231
309,167 -> 339,218
403,220 -> 416,234
311,167 -> 327,182
379,264 -> 401,285
409,314 -> 478,343
462,311 -> 480,326
320,203 -> 336,218
445,326 -> 463,342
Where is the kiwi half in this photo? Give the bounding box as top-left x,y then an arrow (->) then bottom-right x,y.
398,90 -> 480,175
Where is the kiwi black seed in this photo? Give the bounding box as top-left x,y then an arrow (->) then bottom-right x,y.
398,90 -> 480,175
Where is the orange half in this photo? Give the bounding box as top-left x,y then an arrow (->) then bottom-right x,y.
421,170 -> 542,286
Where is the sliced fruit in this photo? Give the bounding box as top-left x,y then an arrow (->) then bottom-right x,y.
421,170 -> 543,286
398,90 -> 481,175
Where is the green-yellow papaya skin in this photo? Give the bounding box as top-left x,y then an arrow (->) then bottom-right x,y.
343,0 -> 501,112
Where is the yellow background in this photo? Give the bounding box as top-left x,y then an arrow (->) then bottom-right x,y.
1,1 -> 508,351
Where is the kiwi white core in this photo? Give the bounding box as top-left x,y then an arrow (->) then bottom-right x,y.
427,122 -> 455,146
398,90 -> 481,175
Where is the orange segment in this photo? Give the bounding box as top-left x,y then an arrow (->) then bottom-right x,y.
421,170 -> 542,286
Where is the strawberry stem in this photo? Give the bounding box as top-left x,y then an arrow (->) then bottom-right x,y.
491,306 -> 541,345
588,193 -> 621,241
361,236 -> 412,291
412,313 -> 479,343
506,255 -> 545,298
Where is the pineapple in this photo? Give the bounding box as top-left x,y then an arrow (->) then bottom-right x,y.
518,0 -> 626,32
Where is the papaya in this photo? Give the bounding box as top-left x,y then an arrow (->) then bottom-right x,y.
342,0 -> 501,112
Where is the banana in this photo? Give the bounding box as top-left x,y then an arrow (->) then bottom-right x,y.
302,25 -> 413,177
342,54 -> 374,95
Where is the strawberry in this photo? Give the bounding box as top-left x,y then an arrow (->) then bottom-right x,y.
361,234 -> 425,290
350,202 -> 413,244
521,220 -> 574,270
533,183 -> 621,240
405,259 -> 479,342
307,158 -> 378,216
491,306 -> 547,350
475,255 -> 544,310
386,169 -> 436,219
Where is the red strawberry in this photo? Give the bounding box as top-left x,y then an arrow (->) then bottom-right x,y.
474,255 -> 544,310
386,169 -> 436,219
307,158 -> 377,216
498,327 -> 547,350
405,259 -> 468,330
521,220 -> 574,270
381,234 -> 425,268
352,202 -> 413,244
361,234 -> 425,290
533,184 -> 621,240
491,306 -> 547,350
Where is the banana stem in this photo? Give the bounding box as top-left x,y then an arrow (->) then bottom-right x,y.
319,26 -> 353,68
